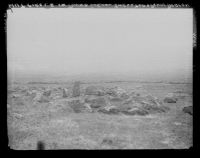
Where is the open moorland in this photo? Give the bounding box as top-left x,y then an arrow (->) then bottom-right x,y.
7,81 -> 192,149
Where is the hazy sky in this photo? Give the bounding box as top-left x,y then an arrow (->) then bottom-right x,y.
7,8 -> 193,79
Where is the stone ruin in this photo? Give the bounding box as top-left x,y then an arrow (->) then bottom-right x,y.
9,82 -> 170,116
63,84 -> 170,116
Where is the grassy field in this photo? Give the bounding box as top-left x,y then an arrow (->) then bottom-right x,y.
7,81 -> 192,149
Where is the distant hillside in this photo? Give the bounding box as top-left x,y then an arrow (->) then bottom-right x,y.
8,70 -> 192,84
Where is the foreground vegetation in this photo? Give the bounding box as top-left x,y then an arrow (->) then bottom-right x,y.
7,81 -> 192,149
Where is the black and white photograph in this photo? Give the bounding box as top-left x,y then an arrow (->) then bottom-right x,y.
7,5 -> 193,150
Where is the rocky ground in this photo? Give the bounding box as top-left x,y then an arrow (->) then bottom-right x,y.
7,82 -> 192,149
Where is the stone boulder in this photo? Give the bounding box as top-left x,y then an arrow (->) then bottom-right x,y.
144,95 -> 162,106
12,112 -> 24,120
98,106 -> 120,114
121,95 -> 170,115
164,93 -> 178,103
83,103 -> 93,112
106,87 -> 130,102
84,96 -> 107,109
120,92 -> 130,100
68,99 -> 86,113
164,97 -> 177,103
106,87 -> 127,97
119,102 -> 144,115
183,106 -> 193,115
43,89 -> 51,97
25,90 -> 38,100
141,104 -> 170,113
33,92 -> 50,103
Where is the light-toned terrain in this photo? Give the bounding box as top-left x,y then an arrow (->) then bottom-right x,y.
7,82 -> 192,149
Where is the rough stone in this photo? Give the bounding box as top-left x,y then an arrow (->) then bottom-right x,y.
68,99 -> 85,113
164,97 -> 178,103
43,89 -> 51,97
163,93 -> 178,103
72,81 -> 81,97
98,106 -> 120,114
85,96 -> 107,108
183,106 -> 192,115
83,103 -> 93,112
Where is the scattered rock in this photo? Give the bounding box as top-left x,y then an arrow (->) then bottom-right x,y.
183,106 -> 193,115
164,97 -> 177,103
164,93 -> 178,103
12,112 -> 24,119
120,92 -> 130,100
120,95 -> 169,115
98,106 -> 120,114
145,95 -> 162,106
83,103 -> 93,112
9,84 -> 171,117
106,87 -> 127,97
43,89 -> 51,97
105,88 -> 117,96
142,104 -> 170,113
33,92 -> 50,103
68,99 -> 86,113
85,97 -> 107,108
